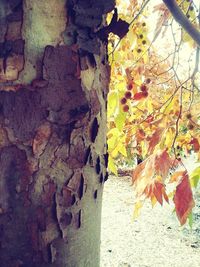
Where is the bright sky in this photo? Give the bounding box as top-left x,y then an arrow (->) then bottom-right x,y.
146,0 -> 200,83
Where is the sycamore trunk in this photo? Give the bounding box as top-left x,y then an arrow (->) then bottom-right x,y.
0,0 -> 113,266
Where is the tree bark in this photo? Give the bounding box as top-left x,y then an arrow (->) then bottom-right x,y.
0,0 -> 113,266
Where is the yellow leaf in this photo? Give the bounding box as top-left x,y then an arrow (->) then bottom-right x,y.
115,81 -> 126,91
165,127 -> 175,148
108,156 -> 118,175
151,195 -> 157,207
118,143 -> 127,157
108,91 -> 118,118
115,111 -> 127,131
111,144 -> 120,158
107,135 -> 118,152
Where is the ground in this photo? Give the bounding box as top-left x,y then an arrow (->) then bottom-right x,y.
101,173 -> 200,267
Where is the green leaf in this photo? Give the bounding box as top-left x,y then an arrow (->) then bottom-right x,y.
190,166 -> 200,188
188,212 -> 193,229
191,175 -> 200,188
115,111 -> 127,132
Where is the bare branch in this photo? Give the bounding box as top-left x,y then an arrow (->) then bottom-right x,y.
162,0 -> 200,46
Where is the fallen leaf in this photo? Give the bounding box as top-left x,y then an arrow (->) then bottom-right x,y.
133,200 -> 143,219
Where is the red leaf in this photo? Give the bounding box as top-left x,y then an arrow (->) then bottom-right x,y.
133,92 -> 148,100
190,137 -> 200,152
173,171 -> 195,225
153,182 -> 164,205
146,115 -> 154,123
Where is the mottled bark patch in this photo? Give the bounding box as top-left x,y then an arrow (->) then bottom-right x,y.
94,189 -> 98,199
67,129 -> 87,168
90,117 -> 99,142
104,171 -> 109,182
104,152 -> 109,168
40,45 -> 89,125
59,212 -> 73,228
67,172 -> 86,200
95,156 -> 101,174
100,173 -> 104,184
62,186 -> 76,207
42,180 -> 57,207
0,145 -> 39,266
0,145 -> 30,213
36,206 -> 46,231
73,209 -> 82,229
0,0 -> 24,82
1,89 -> 47,142
90,89 -> 101,115
0,0 -> 110,264
84,146 -> 91,165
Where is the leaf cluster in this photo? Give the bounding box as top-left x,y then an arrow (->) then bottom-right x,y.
108,0 -> 200,225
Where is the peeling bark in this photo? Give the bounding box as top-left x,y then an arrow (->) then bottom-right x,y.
0,0 -> 111,266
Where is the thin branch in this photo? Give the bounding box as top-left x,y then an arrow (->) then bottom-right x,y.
171,87 -> 183,157
162,0 -> 200,46
129,0 -> 151,27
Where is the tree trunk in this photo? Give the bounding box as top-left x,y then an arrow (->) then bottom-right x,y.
0,0 -> 113,266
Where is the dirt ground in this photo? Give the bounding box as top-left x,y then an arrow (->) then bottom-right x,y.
100,174 -> 200,267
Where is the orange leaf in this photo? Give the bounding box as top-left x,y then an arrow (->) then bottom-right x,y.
163,189 -> 169,203
153,181 -> 169,205
154,150 -> 177,178
148,128 -> 164,154
132,160 -> 146,184
169,171 -> 185,183
153,182 -> 164,205
132,150 -> 176,202
173,171 -> 195,225
136,128 -> 146,141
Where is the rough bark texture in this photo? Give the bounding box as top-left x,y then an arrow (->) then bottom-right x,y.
0,0 -> 113,266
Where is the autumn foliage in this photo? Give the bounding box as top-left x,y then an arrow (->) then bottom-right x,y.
108,0 -> 200,225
